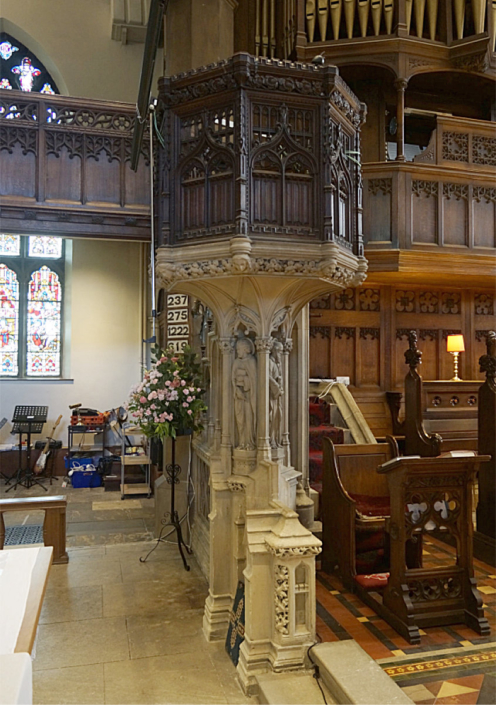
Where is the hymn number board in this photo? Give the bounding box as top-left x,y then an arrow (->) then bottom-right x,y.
166,294 -> 190,353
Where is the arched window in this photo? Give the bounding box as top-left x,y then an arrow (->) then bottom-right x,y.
0,234 -> 65,378
27,266 -> 62,376
0,264 -> 20,376
0,33 -> 59,94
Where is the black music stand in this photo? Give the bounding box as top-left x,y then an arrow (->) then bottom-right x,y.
6,406 -> 48,492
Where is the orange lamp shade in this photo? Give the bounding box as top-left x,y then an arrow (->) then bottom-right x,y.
447,334 -> 465,353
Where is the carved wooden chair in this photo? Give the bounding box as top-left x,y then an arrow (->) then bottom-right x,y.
321,438 -> 398,591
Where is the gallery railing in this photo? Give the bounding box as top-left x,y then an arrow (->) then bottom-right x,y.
362,114 -> 496,250
239,0 -> 496,59
0,91 -> 150,240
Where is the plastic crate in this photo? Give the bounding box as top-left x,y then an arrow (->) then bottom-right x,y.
71,469 -> 102,488
64,456 -> 96,471
70,414 -> 105,428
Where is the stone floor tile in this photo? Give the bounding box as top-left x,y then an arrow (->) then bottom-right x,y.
92,500 -> 142,511
40,585 -> 103,624
67,530 -> 153,547
102,579 -> 203,618
46,557 -> 122,590
126,615 -> 206,658
33,617 -> 129,671
103,654 -> 229,704
33,663 -> 105,704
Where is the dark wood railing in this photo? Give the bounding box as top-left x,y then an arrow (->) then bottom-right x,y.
362,115 -> 496,251
0,91 -> 150,240
239,0 -> 496,59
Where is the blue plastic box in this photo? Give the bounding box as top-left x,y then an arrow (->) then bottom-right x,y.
71,469 -> 102,488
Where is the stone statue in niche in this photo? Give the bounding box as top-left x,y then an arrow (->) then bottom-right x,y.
269,340 -> 284,448
232,337 -> 257,450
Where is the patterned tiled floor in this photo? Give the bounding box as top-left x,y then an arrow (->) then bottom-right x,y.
316,537 -> 496,704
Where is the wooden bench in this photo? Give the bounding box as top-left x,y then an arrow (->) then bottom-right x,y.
376,454 -> 490,644
321,439 -> 397,590
0,496 -> 69,564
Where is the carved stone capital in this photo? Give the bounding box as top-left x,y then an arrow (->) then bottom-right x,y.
282,338 -> 293,354
255,337 -> 274,353
394,78 -> 409,93
266,543 -> 322,558
218,337 -> 235,354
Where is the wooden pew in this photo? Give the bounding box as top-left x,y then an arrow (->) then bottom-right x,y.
0,496 -> 69,565
321,439 -> 397,590
375,454 -> 490,644
476,331 -> 496,558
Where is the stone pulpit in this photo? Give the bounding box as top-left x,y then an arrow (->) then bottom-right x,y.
155,53 -> 367,693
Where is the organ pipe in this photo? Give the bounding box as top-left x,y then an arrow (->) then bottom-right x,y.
384,0 -> 394,34
358,0 -> 370,36
453,0 -> 465,39
344,0 -> 355,37
330,0 -> 342,39
371,0 -> 383,35
414,0 -> 426,37
306,0 -> 316,41
426,0 -> 437,40
318,0 -> 329,40
406,0 -> 413,32
471,0 -> 486,34
492,0 -> 496,51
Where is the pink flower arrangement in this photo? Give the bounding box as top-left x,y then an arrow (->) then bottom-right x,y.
126,346 -> 206,440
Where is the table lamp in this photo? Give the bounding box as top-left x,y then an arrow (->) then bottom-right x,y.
447,334 -> 465,381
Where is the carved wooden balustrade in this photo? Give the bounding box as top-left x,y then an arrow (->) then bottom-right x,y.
0,91 -> 150,240
237,0 -> 496,74
362,115 -> 496,251
157,53 -> 366,253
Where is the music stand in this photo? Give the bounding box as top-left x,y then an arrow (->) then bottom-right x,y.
6,406 -> 48,492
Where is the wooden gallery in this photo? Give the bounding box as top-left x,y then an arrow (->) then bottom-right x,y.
0,2 -> 495,704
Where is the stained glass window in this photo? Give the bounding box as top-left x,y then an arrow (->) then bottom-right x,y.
0,32 -> 59,95
0,265 -> 19,376
26,266 -> 62,376
28,236 -> 62,259
0,234 -> 20,256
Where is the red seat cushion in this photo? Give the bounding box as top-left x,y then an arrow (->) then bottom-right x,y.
354,572 -> 390,591
350,493 -> 390,518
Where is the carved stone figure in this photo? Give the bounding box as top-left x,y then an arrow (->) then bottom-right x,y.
269,340 -> 284,448
232,337 -> 257,450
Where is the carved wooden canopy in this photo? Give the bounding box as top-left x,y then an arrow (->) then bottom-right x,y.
157,53 -> 367,255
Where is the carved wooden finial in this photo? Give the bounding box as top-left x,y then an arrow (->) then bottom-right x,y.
479,330 -> 496,379
405,330 -> 422,370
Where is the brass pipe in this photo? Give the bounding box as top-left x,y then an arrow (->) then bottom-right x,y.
330,0 -> 342,39
262,0 -> 269,57
358,0 -> 370,36
344,0 -> 355,37
371,0 -> 382,35
384,0 -> 394,34
426,0 -> 438,39
471,0 -> 486,34
270,0 -> 276,57
318,0 -> 329,40
414,0 -> 426,37
255,0 -> 261,55
405,0 -> 413,32
306,0 -> 317,41
453,0 -> 465,39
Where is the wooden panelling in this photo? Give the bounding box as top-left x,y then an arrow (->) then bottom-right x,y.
0,91 -> 150,240
310,284 -> 496,435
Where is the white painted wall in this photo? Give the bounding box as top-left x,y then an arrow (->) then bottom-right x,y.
0,239 -> 146,446
1,0 -> 164,102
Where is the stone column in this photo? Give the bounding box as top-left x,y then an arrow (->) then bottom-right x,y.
394,78 -> 408,162
218,337 -> 234,456
281,338 -> 293,467
255,337 -> 273,460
